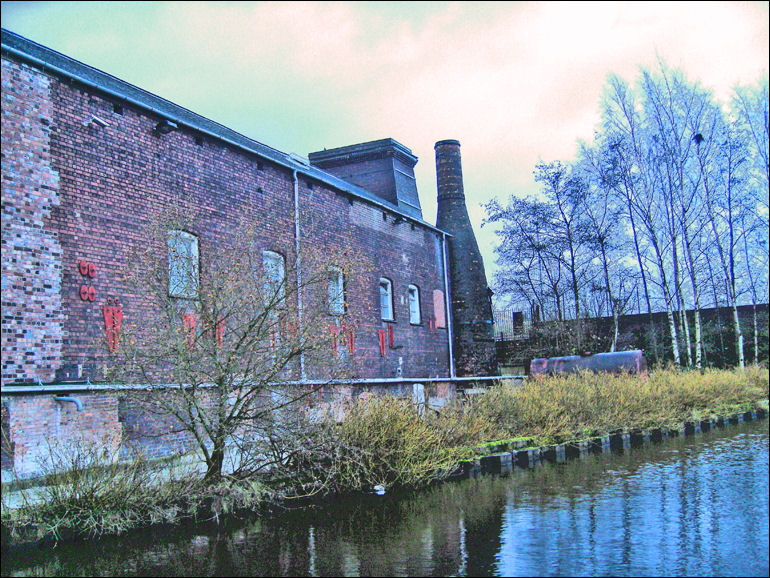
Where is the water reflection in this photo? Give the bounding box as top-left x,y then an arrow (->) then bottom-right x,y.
3,420 -> 768,577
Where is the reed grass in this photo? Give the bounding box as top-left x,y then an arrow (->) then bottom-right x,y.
472,365 -> 769,444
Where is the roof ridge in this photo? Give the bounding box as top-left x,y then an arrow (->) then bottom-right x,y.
1,27 -> 447,234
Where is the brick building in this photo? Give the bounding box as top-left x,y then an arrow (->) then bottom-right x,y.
1,29 -> 495,477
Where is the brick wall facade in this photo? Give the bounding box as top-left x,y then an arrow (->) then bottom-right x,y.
1,58 -> 64,383
1,39 -> 464,478
1,53 -> 451,385
0,30 -> 502,478
2,393 -> 121,478
1,380 -> 456,479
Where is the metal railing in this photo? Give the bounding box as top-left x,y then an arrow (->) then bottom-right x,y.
492,309 -> 531,341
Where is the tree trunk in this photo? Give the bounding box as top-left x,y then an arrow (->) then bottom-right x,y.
707,259 -> 726,364
681,305 -> 692,367
693,309 -> 702,369
611,308 -> 620,353
732,303 -> 745,368
649,231 -> 681,365
666,308 -> 680,365
623,185 -> 660,363
682,229 -> 703,368
205,444 -> 225,483
753,305 -> 758,364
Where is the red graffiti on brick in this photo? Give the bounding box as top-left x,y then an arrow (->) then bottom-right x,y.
103,297 -> 123,353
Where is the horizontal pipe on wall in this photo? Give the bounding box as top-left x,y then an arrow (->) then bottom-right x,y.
1,375 -> 525,395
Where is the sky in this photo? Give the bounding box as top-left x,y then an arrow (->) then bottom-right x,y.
2,1 -> 768,289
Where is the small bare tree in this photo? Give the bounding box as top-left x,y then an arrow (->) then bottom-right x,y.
108,206 -> 372,482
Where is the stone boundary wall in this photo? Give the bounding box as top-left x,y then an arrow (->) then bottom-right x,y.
497,303 -> 769,369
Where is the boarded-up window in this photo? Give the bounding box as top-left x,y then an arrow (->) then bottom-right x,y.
433,289 -> 446,328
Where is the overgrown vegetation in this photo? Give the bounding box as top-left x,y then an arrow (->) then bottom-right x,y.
1,440 -> 271,544
3,366 -> 767,545
332,396 -> 480,491
470,365 -> 769,444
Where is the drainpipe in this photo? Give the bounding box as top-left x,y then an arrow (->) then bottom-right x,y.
292,170 -> 306,381
54,395 -> 83,411
442,232 -> 456,379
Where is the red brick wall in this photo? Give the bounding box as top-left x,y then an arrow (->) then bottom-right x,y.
299,182 -> 450,379
1,53 -> 451,384
2,393 -> 121,478
1,59 -> 64,383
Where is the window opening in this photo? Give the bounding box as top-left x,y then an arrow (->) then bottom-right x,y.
168,230 -> 199,299
408,285 -> 421,324
262,251 -> 286,305
380,278 -> 394,321
328,267 -> 345,315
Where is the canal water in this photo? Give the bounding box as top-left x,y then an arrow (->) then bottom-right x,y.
3,418 -> 768,577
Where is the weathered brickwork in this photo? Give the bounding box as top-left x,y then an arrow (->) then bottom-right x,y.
300,183 -> 450,380
1,52 -> 451,385
0,30 -> 495,479
45,74 -> 298,383
2,393 -> 121,478
435,141 -> 496,376
1,59 -> 64,383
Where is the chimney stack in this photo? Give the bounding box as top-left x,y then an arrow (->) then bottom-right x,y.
435,140 -> 496,376
308,139 -> 423,219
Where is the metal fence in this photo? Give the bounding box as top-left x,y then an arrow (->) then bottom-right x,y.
492,309 -> 531,341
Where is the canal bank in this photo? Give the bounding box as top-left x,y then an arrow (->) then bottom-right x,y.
2,401 -> 767,551
2,367 -> 768,548
462,405 -> 769,478
3,413 -> 768,577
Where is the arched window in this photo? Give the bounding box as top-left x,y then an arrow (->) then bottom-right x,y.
262,250 -> 285,304
408,284 -> 421,325
379,278 -> 394,321
168,230 -> 199,299
328,267 -> 345,315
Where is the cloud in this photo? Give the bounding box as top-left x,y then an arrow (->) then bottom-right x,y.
2,0 -> 767,280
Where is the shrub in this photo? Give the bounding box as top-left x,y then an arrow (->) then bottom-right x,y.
2,438 -> 198,541
334,396 -> 474,491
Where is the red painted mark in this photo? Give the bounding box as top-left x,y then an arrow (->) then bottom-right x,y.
378,329 -> 387,357
215,318 -> 224,348
329,324 -> 339,355
182,312 -> 197,350
103,297 -> 123,353
347,329 -> 355,355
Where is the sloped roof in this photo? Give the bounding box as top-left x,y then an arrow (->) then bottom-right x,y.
1,28 -> 446,234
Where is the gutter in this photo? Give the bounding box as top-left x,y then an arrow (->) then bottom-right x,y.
1,40 -> 449,237
292,170 -> 306,381
442,233 -> 456,379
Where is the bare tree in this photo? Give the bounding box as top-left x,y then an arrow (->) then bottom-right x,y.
486,62 -> 768,367
108,206 -> 372,482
